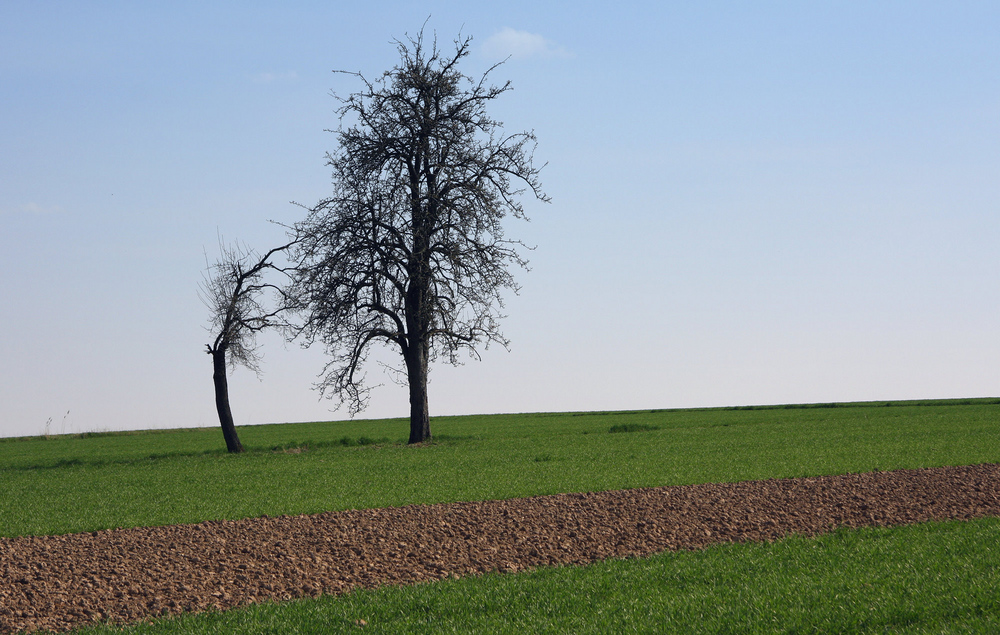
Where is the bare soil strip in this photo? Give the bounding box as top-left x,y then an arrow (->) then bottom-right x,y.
2,463 -> 999,633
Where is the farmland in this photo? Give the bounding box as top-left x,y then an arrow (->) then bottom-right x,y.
2,398 -> 999,632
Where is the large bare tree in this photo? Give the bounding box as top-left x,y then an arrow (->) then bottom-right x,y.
288,30 -> 548,443
202,240 -> 294,453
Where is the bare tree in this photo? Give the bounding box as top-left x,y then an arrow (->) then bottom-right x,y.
288,29 -> 549,444
202,240 -> 295,453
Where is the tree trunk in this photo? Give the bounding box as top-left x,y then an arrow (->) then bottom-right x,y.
211,348 -> 244,453
405,199 -> 432,444
405,342 -> 431,444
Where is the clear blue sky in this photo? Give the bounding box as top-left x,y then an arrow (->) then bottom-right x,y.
2,1 -> 998,438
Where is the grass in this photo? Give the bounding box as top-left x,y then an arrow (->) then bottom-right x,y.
2,397 -> 999,632
2,398 -> 998,538
608,422 -> 661,433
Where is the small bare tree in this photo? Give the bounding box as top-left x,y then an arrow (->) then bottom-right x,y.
202,240 -> 295,453
288,28 -> 548,443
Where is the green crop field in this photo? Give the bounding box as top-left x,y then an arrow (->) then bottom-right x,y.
3,397 -> 1000,632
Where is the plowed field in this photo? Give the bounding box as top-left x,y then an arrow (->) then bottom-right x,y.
2,463 -> 998,633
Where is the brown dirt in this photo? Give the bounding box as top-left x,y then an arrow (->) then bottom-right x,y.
2,463 -> 999,633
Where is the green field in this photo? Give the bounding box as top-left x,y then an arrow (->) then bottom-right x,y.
3,398 -> 1000,632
